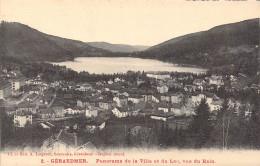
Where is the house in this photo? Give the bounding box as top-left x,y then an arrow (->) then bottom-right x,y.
41,130 -> 84,151
191,94 -> 206,106
208,99 -> 223,112
230,75 -> 238,82
250,84 -> 260,93
184,84 -> 197,92
9,76 -> 26,91
244,103 -> 253,117
170,103 -> 183,116
128,95 -> 145,104
29,87 -> 40,94
161,95 -> 171,102
0,80 -> 12,100
120,91 -> 129,97
78,83 -> 93,91
77,98 -> 90,108
114,77 -> 121,83
95,86 -> 106,94
32,79 -> 42,85
133,101 -> 154,116
113,95 -> 128,107
85,105 -> 99,117
53,106 -> 65,118
10,70 -> 21,76
193,79 -> 206,86
170,81 -> 183,89
178,75 -> 191,81
96,81 -> 105,86
165,78 -> 177,87
107,80 -> 114,84
157,85 -> 169,94
39,94 -> 53,105
209,75 -> 224,87
38,108 -> 56,119
65,107 -> 85,115
16,101 -> 37,114
151,95 -> 160,103
14,111 -> 32,127
51,81 -> 61,87
25,93 -> 38,102
171,93 -> 183,104
146,72 -> 171,80
38,84 -> 48,92
98,99 -> 114,110
158,102 -> 172,113
85,117 -> 106,133
111,107 -> 130,118
136,79 -> 145,86
150,110 -> 175,121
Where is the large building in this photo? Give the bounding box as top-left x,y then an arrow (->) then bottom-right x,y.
14,111 -> 32,127
9,76 -> 26,91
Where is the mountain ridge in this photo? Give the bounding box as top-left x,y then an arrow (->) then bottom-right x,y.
87,41 -> 149,53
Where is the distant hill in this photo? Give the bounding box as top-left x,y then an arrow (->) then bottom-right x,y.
0,19 -> 259,75
0,21 -> 110,62
87,42 -> 150,53
134,18 -> 259,72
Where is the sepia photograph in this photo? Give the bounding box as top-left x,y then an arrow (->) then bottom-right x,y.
0,0 -> 260,165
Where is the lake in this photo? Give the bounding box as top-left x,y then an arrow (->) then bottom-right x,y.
51,57 -> 207,74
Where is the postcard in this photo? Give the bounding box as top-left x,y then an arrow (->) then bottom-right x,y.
0,0 -> 260,165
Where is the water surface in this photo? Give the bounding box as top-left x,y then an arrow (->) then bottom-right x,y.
51,57 -> 207,74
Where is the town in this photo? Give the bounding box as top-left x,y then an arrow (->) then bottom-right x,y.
0,61 -> 260,151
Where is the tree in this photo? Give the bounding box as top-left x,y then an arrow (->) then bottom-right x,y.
214,98 -> 235,149
190,98 -> 211,148
125,128 -> 131,147
246,96 -> 260,148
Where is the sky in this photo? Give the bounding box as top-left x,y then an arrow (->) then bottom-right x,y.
1,0 -> 260,46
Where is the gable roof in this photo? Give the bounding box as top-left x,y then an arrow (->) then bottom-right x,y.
54,130 -> 84,147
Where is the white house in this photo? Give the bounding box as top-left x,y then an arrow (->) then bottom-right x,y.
113,95 -> 128,107
191,94 -> 206,106
78,83 -> 93,91
208,99 -> 223,112
151,95 -> 160,103
157,85 -> 169,94
171,93 -> 183,104
107,80 -> 114,84
29,87 -> 40,94
65,108 -> 84,115
14,111 -> 32,127
146,72 -> 171,80
85,106 -> 99,117
209,75 -> 224,87
111,107 -> 130,118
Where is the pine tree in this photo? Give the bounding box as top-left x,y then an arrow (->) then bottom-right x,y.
191,98 -> 211,148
